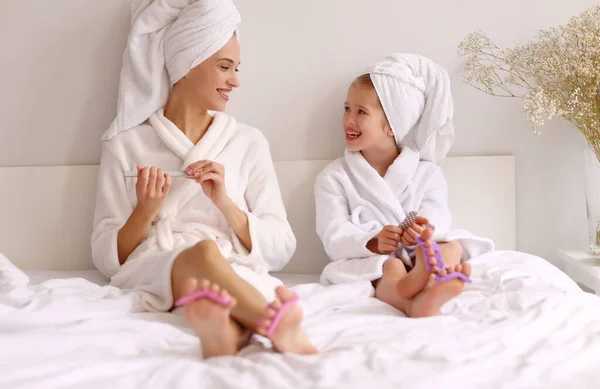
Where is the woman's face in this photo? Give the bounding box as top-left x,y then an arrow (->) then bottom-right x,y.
178,34 -> 241,111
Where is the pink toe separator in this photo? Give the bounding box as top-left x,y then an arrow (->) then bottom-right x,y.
415,236 -> 472,284
262,294 -> 299,336
174,290 -> 232,308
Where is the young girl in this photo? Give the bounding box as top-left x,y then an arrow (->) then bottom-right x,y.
314,53 -> 494,317
92,0 -> 316,358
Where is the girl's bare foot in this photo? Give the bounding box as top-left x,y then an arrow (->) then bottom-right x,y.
395,233 -> 437,299
408,263 -> 472,317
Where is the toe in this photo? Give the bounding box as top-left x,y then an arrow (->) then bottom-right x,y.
181,278 -> 198,296
258,318 -> 272,334
220,289 -> 235,307
422,228 -> 433,241
462,262 -> 472,277
270,300 -> 282,310
210,283 -> 220,295
275,286 -> 297,303
199,279 -> 210,290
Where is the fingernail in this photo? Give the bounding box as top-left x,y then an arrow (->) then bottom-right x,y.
186,169 -> 192,174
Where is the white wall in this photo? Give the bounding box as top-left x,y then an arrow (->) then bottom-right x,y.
0,0 -> 596,263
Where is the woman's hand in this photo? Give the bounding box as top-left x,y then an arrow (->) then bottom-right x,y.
185,161 -> 252,251
186,160 -> 228,207
135,165 -> 171,218
117,166 -> 171,264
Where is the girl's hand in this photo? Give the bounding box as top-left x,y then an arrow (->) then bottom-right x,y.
401,215 -> 429,246
375,225 -> 404,254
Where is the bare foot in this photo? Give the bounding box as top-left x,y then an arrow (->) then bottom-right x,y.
256,286 -> 318,355
394,228 -> 436,299
181,278 -> 239,358
408,263 -> 472,317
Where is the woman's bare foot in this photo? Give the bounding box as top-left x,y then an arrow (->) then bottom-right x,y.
181,278 -> 240,358
408,263 -> 472,317
256,286 -> 318,355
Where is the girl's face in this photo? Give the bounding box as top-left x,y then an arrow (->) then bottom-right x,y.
342,83 -> 394,152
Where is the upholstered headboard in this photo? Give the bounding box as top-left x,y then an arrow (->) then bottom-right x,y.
0,156 -> 515,274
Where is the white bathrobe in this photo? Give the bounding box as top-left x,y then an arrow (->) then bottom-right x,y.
91,110 -> 295,311
315,147 -> 494,285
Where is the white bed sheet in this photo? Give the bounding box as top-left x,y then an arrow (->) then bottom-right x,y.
2,250 -> 600,389
23,269 -> 320,289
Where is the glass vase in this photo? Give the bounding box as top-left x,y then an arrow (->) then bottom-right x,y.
584,148 -> 600,254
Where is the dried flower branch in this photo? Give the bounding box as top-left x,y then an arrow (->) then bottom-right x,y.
458,5 -> 600,158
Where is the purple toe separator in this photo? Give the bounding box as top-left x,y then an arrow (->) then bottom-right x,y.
174,290 -> 232,308
264,294 -> 299,336
415,236 -> 472,283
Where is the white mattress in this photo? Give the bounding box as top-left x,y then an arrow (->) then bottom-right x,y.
2,250 -> 600,389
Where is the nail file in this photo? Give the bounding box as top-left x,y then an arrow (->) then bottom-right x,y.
123,170 -> 191,178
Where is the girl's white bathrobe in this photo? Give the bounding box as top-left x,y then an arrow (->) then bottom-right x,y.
91,110 -> 295,311
315,146 -> 494,285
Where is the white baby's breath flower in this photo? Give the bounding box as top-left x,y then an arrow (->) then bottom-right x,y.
459,4 -> 600,160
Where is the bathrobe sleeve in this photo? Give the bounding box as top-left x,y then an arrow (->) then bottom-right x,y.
90,141 -> 133,278
417,164 -> 452,236
314,170 -> 380,262
235,134 -> 296,272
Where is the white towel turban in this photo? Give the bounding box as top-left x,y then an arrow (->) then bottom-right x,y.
102,0 -> 241,140
366,53 -> 455,164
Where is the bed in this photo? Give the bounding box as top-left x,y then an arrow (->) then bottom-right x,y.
2,157 -> 600,389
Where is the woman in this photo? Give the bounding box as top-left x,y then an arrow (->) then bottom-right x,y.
91,0 -> 317,358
